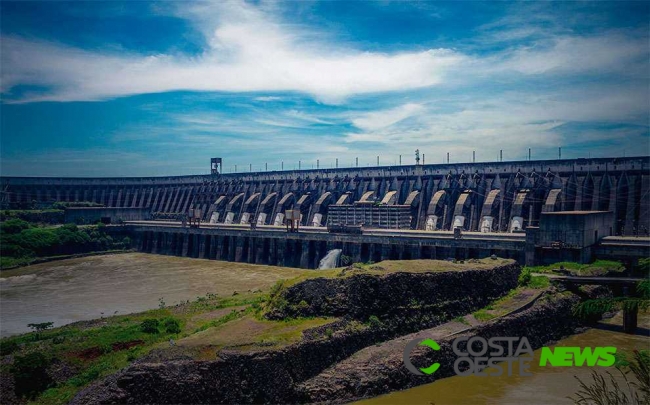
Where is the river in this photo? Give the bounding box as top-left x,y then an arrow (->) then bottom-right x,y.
0,253 -> 305,336
357,312 -> 650,405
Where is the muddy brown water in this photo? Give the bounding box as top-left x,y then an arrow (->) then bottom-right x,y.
356,312 -> 650,405
0,253 -> 305,337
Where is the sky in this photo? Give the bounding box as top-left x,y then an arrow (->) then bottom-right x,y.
0,0 -> 648,177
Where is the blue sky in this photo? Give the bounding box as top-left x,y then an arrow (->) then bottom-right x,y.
1,1 -> 648,176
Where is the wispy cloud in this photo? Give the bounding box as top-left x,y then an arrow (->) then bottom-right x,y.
0,1 -> 465,104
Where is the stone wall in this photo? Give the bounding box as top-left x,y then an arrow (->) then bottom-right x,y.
267,261 -> 520,319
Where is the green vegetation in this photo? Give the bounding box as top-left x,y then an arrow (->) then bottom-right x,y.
453,316 -> 470,326
1,209 -> 65,225
0,292 -> 257,404
573,280 -> 650,320
51,202 -> 104,209
518,267 -> 550,289
0,220 -> 131,269
524,260 -> 625,277
472,287 -> 540,322
571,350 -> 649,405
366,315 -> 384,329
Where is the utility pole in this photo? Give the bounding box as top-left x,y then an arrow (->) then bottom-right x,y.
281,161 -> 284,170
317,159 -> 319,169
377,156 -> 380,166
265,162 -> 268,171
447,152 -> 450,164
249,163 -> 252,172
356,157 -> 359,167
336,158 -> 338,168
299,160 -> 301,170
422,154 -> 425,165
528,148 -> 531,161
473,151 -> 475,163
500,150 -> 503,162
399,155 -> 402,165
559,147 -> 562,160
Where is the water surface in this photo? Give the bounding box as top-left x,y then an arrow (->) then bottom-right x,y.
358,313 -> 650,405
0,253 -> 304,336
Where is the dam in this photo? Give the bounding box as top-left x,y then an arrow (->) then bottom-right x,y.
2,156 -> 649,267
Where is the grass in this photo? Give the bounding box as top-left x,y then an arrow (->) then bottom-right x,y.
524,260 -> 625,276
471,287 -> 543,323
333,257 -> 514,275
453,316 -> 471,326
0,291 -> 277,405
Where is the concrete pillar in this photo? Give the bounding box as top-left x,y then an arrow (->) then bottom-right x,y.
276,239 -> 286,267
624,176 -> 637,235
411,244 -> 421,259
248,238 -> 257,264
591,177 -> 601,211
622,286 -> 638,334
214,235 -> 224,260
268,238 -> 278,266
151,189 -> 161,211
639,175 -> 650,235
208,235 -> 217,259
232,236 -> 240,262
181,233 -> 189,257
381,243 -> 392,261
255,238 -> 265,264
151,232 -> 160,254
198,235 -> 206,259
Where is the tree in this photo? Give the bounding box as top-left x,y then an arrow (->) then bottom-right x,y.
27,322 -> 53,339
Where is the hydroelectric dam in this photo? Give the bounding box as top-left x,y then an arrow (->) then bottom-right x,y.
2,156 -> 649,268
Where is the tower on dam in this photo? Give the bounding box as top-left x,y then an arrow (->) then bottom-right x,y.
2,156 -> 649,237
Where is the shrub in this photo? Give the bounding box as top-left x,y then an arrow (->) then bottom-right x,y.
367,315 -> 383,328
163,318 -> 181,334
140,319 -> 160,334
518,267 -> 532,286
0,218 -> 31,234
11,352 -> 53,399
0,339 -> 19,355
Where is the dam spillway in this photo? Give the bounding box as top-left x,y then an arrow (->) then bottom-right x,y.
3,156 -> 649,236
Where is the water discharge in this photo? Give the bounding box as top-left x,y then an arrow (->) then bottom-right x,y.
318,249 -> 342,269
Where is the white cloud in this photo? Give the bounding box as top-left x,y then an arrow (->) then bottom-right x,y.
351,103 -> 424,132
0,1 -> 465,104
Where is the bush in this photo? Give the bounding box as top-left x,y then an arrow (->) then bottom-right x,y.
11,352 -> 53,399
140,319 -> 160,334
367,315 -> 383,328
163,318 -> 181,334
518,267 -> 532,287
0,339 -> 19,355
0,218 -> 31,234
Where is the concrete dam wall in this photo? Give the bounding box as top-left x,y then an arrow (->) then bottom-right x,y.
2,156 -> 649,235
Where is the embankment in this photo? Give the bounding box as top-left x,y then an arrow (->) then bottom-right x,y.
70,262 -> 582,404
